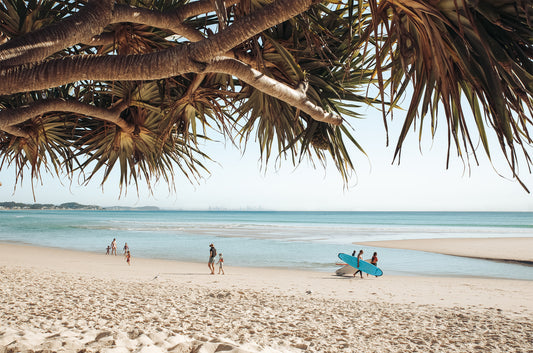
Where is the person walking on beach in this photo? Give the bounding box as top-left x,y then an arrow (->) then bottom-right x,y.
111,238 -> 117,256
208,244 -> 217,274
353,249 -> 364,278
123,242 -> 129,255
126,250 -> 131,265
217,253 -> 225,275
368,251 -> 378,277
106,245 -> 110,255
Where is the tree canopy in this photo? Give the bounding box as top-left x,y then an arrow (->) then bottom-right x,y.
0,0 -> 532,194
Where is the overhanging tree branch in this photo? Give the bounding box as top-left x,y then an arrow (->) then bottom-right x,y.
2,125 -> 29,138
111,5 -> 205,42
0,0 -> 115,69
0,46 -> 205,95
190,0 -> 314,61
85,32 -> 115,47
0,99 -> 134,133
166,0 -> 239,22
0,51 -> 341,125
0,0 -> 315,96
205,58 -> 343,125
0,0 -> 241,68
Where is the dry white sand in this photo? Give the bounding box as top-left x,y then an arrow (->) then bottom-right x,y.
0,242 -> 532,352
359,237 -> 533,264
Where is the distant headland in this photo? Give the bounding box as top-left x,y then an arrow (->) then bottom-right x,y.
0,202 -> 159,211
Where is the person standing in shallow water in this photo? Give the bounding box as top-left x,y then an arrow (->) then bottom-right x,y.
208,244 -> 217,275
111,238 -> 117,256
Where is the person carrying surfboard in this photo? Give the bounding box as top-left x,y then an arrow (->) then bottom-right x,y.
368,252 -> 378,277
338,252 -> 383,277
353,250 -> 364,278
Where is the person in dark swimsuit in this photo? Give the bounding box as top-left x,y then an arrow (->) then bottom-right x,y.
368,252 -> 378,277
353,249 -> 363,278
208,244 -> 217,274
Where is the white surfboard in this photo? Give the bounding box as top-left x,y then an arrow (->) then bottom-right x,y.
335,259 -> 374,276
335,264 -> 354,276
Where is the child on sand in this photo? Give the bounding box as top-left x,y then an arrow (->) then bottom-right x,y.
106,245 -> 110,255
126,250 -> 131,265
217,253 -> 224,275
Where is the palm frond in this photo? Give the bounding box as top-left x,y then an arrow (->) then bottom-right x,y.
233,2 -> 377,180
362,0 -> 533,189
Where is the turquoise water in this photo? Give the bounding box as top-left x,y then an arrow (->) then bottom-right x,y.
0,210 -> 532,280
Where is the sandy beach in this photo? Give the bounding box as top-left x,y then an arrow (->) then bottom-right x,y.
359,237 -> 533,265
1,242 -> 532,352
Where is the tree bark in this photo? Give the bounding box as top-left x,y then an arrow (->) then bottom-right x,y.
0,0 -> 242,69
85,32 -> 115,47
0,99 -> 133,133
0,0 -> 115,69
111,5 -> 205,42
0,46 -> 204,95
205,58 -> 343,125
190,0 -> 314,62
0,0 -> 314,95
2,126 -> 29,138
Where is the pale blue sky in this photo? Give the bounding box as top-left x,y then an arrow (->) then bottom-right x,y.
1,104 -> 532,211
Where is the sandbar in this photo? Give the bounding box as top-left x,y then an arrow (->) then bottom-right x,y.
358,237 -> 533,265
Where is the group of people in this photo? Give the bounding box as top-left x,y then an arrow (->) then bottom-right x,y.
208,243 -> 224,275
105,239 -> 223,272
106,238 -> 131,265
352,249 -> 378,278
103,239 -> 378,276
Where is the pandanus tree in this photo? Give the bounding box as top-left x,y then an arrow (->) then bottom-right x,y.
0,0 -> 531,194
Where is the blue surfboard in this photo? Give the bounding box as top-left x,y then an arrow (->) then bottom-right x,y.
338,253 -> 383,277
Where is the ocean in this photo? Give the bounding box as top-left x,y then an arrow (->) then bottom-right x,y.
0,210 -> 531,280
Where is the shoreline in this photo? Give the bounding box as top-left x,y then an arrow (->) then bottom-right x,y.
358,237 -> 533,266
1,242 -> 532,306
3,236 -> 533,274
1,242 -> 533,352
